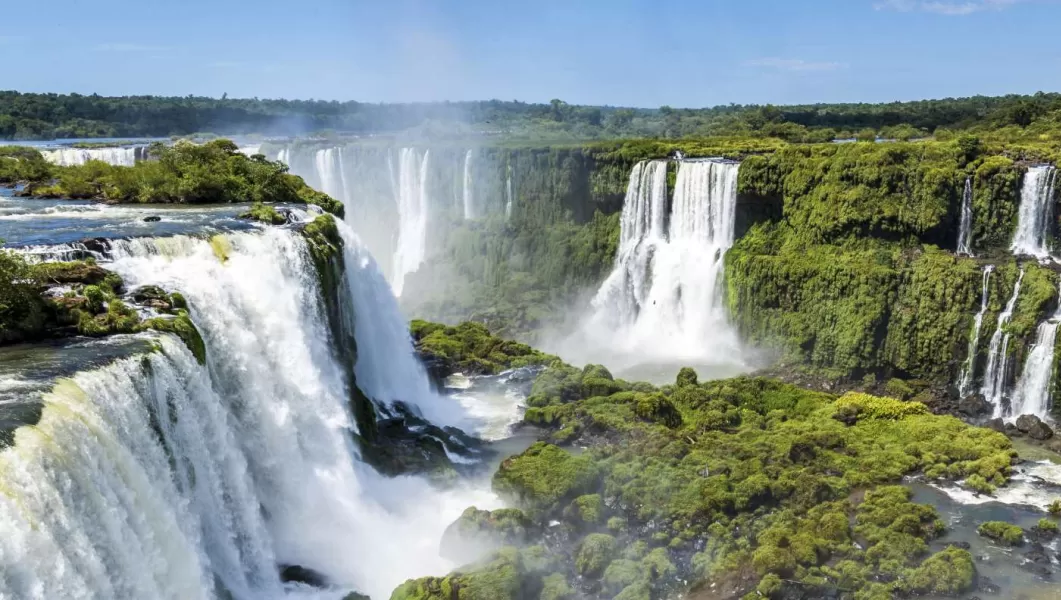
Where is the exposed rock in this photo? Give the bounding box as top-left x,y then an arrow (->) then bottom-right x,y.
949,541 -> 972,550
985,418 -> 1006,433
959,393 -> 992,418
978,575 -> 1000,594
142,215 -> 161,222
278,564 -> 328,588
1015,414 -> 1054,440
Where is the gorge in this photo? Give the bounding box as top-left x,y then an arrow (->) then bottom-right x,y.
3,127 -> 1061,600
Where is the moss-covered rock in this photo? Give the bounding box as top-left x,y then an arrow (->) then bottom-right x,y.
239,202 -> 287,225
575,533 -> 617,578
492,442 -> 599,512
440,507 -> 535,565
977,520 -> 1025,546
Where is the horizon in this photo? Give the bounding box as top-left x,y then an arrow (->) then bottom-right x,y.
5,0 -> 1061,107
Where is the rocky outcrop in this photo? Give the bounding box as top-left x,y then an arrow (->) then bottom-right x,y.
1015,414 -> 1054,440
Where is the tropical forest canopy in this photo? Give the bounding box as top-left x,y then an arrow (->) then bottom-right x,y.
3,89 -> 1061,142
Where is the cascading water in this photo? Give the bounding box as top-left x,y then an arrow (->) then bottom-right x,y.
0,227 -> 497,600
579,159 -> 745,374
392,148 -> 431,296
41,146 -> 144,167
313,147 -> 347,203
1010,165 -> 1057,259
505,165 -> 513,220
983,269 -> 1024,412
462,150 -> 475,220
1007,284 -> 1061,420
957,177 -> 974,256
958,265 -> 993,397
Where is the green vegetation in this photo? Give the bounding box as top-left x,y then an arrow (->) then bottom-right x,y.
5,90 -> 1061,143
976,521 -> 1025,546
392,338 -> 1014,599
410,320 -> 556,375
239,202 -> 287,225
3,140 -> 343,216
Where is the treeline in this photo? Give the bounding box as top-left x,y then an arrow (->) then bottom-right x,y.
3,90 -> 1061,142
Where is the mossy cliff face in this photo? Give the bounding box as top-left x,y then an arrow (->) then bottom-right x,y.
392,346 -> 1014,600
728,140 -> 1059,387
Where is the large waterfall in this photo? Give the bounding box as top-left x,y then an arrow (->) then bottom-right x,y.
1008,284 -> 1061,420
983,269 -> 1024,412
577,159 -> 745,376
958,265 -> 993,397
392,148 -> 431,297
41,146 -> 146,167
956,177 -> 974,256
1011,165 -> 1057,258
0,226 -> 496,599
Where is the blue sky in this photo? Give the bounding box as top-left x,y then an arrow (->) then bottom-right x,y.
3,0 -> 1059,107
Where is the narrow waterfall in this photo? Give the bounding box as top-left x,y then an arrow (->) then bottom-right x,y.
1011,165 -> 1058,258
41,146 -> 142,167
313,147 -> 347,203
0,227 -> 495,600
1008,285 -> 1061,420
983,269 -> 1024,412
584,159 -> 744,369
505,165 -> 513,219
957,177 -> 974,256
958,264 -> 993,396
462,149 -> 475,220
392,148 -> 431,296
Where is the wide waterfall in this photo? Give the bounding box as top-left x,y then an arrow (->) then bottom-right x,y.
574,158 -> 746,378
0,226 -> 496,599
41,146 -> 146,167
958,264 -> 993,396
1011,165 -> 1057,258
983,269 -> 1024,412
1008,284 -> 1061,420
956,177 -> 974,256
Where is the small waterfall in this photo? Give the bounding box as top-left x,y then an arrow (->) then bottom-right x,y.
957,177 -> 974,256
1008,284 -> 1061,420
275,147 -> 290,165
392,148 -> 431,296
505,165 -> 513,220
313,147 -> 347,203
462,149 -> 475,220
41,146 -> 142,167
983,268 -> 1024,412
958,265 -> 994,396
1011,166 -> 1058,258
585,159 -> 744,367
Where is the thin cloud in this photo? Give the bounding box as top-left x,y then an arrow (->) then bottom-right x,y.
874,0 -> 1022,15
95,43 -> 168,52
744,57 -> 847,72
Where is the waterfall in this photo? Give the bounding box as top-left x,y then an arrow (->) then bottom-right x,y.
0,227 -> 495,600
462,149 -> 475,220
983,268 -> 1024,412
392,148 -> 431,296
1008,284 -> 1061,420
1011,166 -> 1058,259
958,265 -> 993,396
957,177 -> 974,256
41,146 -> 142,167
505,165 -> 513,220
313,147 -> 347,203
584,159 -> 744,369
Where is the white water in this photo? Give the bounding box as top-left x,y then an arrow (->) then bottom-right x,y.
0,228 -> 500,599
41,147 -> 142,167
392,148 -> 431,296
576,159 -> 746,374
983,269 -> 1024,413
934,460 -> 1061,512
462,150 -> 475,220
313,148 -> 346,202
958,265 -> 993,397
1008,284 -> 1061,420
505,166 -> 513,220
1011,166 -> 1057,259
957,177 -> 974,256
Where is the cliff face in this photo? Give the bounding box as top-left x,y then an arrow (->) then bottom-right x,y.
727,142 -> 1059,392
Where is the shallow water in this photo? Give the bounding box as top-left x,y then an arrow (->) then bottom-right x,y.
0,191 -> 260,249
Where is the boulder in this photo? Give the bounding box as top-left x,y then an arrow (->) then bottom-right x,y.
958,393 -> 992,418
278,564 -> 328,587
985,418 -> 1006,434
1016,414 -> 1054,440
142,215 -> 161,222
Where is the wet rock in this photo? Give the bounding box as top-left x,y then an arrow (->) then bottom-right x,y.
948,541 -> 972,550
985,418 -> 1006,433
1019,562 -> 1052,578
978,575 -> 1000,594
278,564 -> 328,587
142,215 -> 161,222
1016,414 -> 1043,433
959,393 -> 992,418
1023,542 -> 1052,564
1005,422 -> 1023,437
1023,416 -> 1053,440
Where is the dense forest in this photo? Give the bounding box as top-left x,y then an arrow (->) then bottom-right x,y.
3,90 -> 1061,142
